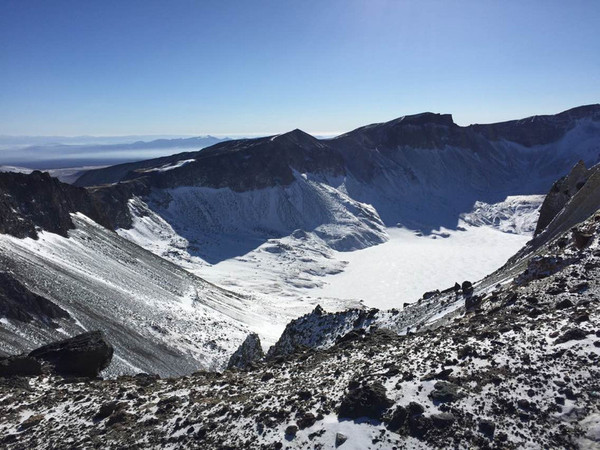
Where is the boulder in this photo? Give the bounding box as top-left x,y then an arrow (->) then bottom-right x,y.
335,432 -> 348,447
555,298 -> 574,310
429,381 -> 464,403
555,328 -> 588,344
572,228 -> 594,249
408,414 -> 431,439
338,381 -> 393,421
422,290 -> 440,300
28,331 -> 113,377
431,412 -> 455,428
387,405 -> 408,431
465,295 -> 483,311
462,281 -> 474,296
479,419 -> 495,438
296,412 -> 316,429
0,355 -> 42,377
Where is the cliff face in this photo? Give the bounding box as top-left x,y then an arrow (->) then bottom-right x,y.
534,160 -> 592,235
0,171 -> 111,239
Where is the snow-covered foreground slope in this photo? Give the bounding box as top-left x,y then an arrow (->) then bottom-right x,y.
0,214 -> 279,376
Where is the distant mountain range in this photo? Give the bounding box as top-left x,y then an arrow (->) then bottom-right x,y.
0,135 -> 229,169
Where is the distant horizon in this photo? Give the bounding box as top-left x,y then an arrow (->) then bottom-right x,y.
1,102 -> 598,141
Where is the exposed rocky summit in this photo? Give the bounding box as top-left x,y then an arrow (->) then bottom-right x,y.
227,333 -> 264,370
535,160 -> 594,235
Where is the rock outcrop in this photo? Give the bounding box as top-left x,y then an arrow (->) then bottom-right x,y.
0,171 -> 111,238
0,355 -> 42,377
266,305 -> 378,358
226,333 -> 264,369
535,160 -> 590,235
1,331 -> 113,378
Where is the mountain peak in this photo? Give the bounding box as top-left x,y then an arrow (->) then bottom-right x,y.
271,128 -> 319,145
390,112 -> 455,127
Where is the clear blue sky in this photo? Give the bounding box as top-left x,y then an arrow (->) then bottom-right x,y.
1,0 -> 599,136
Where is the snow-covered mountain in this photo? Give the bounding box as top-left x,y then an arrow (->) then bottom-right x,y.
76,105 -> 600,234
2,105 -> 600,378
70,105 -> 600,302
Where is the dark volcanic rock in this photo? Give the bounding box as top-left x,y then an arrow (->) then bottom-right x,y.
555,298 -> 574,310
94,401 -> 119,421
572,228 -> 594,249
122,129 -> 345,192
227,333 -> 264,370
0,355 -> 42,377
285,424 -> 298,436
338,381 -> 393,421
462,281 -> 474,296
28,331 -> 113,377
0,171 -> 112,238
478,419 -> 495,439
387,406 -> 408,431
407,402 -> 425,416
534,161 -> 589,236
430,413 -> 455,429
19,414 -> 44,431
408,414 -> 431,439
554,328 -> 588,344
296,412 -> 316,429
429,381 -> 464,403
0,272 -> 69,323
335,432 -> 348,447
465,295 -> 482,311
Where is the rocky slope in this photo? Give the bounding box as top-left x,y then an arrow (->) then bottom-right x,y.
0,172 -> 266,377
0,209 -> 598,449
1,160 -> 599,449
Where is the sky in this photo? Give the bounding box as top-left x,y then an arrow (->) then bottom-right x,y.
1,0 -> 599,137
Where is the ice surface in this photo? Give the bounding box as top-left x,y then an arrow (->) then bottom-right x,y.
308,224 -> 532,309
